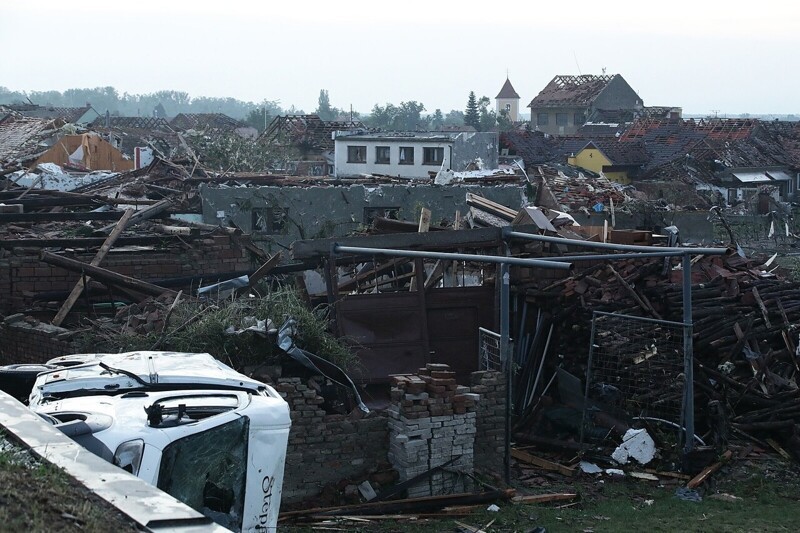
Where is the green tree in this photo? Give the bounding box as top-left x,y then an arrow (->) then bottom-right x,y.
477,96 -> 496,131
395,101 -> 426,131
316,89 -> 335,121
365,103 -> 398,130
496,109 -> 514,132
464,91 -> 480,129
244,100 -> 282,132
430,109 -> 445,130
444,109 -> 465,126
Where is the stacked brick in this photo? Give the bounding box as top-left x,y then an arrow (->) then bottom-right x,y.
273,377 -> 389,504
387,363 -> 480,498
470,370 -> 506,470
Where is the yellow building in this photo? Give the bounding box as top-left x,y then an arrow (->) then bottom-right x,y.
566,140 -> 647,184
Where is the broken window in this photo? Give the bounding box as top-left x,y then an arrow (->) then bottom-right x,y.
347,145 -> 366,163
556,113 -> 568,126
422,147 -> 444,165
375,146 -> 390,164
252,207 -> 289,235
363,206 -> 400,225
157,416 -> 249,532
537,113 -> 549,126
398,146 -> 414,165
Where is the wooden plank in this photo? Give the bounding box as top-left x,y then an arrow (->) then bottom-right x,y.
511,493 -> 577,505
51,209 -> 135,326
248,252 -> 282,287
40,250 -> 178,299
0,235 -> 193,249
93,199 -> 173,235
751,287 -> 772,329
409,208 -> 431,291
686,450 -> 733,489
0,211 -> 124,222
511,448 -> 575,477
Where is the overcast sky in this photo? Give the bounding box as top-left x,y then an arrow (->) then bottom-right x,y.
2,0 -> 797,116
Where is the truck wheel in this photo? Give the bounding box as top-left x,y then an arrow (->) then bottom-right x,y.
0,364 -> 57,403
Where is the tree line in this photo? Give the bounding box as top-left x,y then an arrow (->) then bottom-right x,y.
0,86 -> 515,133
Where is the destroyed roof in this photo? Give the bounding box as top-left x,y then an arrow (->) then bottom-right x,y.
528,75 -> 616,108
534,163 -> 628,213
496,78 -> 520,99
566,139 -> 648,167
500,130 -> 560,166
0,116 -> 64,168
259,114 -> 365,153
169,113 -> 246,132
90,116 -> 172,130
1,104 -> 94,123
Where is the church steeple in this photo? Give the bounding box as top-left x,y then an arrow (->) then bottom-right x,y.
495,77 -> 520,122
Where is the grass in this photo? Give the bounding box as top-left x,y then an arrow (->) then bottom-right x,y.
0,433 -> 139,532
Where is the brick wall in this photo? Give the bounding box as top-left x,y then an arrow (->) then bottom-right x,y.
274,377 -> 390,504
0,314 -> 76,364
470,370 -> 506,471
0,235 -> 255,316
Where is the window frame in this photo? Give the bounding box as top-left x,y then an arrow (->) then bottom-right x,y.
537,113 -> 549,126
375,146 -> 390,164
555,113 -> 569,126
252,207 -> 289,235
347,145 -> 367,163
398,146 -> 415,165
422,147 -> 445,166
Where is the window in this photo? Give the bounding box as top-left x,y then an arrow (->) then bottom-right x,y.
347,145 -> 366,163
423,147 -> 444,165
556,113 -> 568,126
537,113 -> 549,126
252,207 -> 288,235
375,146 -> 390,164
505,103 -> 512,112
157,417 -> 249,532
399,146 -> 414,165
574,113 -> 585,126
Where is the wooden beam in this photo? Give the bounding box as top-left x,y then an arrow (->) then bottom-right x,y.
511,448 -> 576,477
40,250 -> 178,299
52,209 -> 135,326
0,211 -> 124,223
93,199 -> 173,235
248,252 -> 282,287
511,493 -> 577,505
0,235 -> 194,249
409,208 -> 431,291
686,450 -> 732,489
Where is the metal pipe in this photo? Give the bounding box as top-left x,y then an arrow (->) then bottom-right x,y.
507,231 -> 727,255
333,244 -> 573,270
500,262 -> 511,485
535,250 -> 706,262
681,253 -> 695,456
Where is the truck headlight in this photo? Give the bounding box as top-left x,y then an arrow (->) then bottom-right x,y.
113,439 -> 144,475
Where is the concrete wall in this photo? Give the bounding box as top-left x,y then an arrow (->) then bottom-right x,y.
496,98 -> 519,122
533,106 -> 584,136
199,183 -> 528,253
451,132 -> 498,171
570,211 -> 717,244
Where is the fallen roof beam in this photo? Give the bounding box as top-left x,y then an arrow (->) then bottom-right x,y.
0,211 -> 124,223
0,236 -> 194,249
93,199 -> 173,235
51,208 -> 135,326
40,251 -> 178,299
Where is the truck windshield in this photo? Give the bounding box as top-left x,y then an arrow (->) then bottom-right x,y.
157,416 -> 249,531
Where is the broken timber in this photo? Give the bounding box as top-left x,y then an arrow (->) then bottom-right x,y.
51,208 -> 135,326
40,251 -> 178,299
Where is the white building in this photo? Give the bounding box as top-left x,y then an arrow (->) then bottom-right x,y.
333,131 -> 498,179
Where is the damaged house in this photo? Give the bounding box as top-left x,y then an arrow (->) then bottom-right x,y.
259,114 -> 364,176
334,131 -> 499,179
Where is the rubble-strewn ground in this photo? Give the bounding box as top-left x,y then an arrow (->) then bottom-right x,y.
282,453 -> 800,532
0,433 -> 140,532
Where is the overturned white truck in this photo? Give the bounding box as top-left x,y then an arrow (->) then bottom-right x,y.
16,351 -> 290,532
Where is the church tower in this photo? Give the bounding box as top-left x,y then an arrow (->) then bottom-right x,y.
495,77 -> 520,122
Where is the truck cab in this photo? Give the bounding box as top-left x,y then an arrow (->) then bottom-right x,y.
27,351 -> 291,532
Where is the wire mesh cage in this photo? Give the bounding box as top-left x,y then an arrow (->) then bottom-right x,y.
584,311 -> 688,442
478,327 -> 502,371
